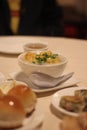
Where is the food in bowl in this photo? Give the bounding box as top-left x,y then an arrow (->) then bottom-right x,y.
59,89 -> 87,113
75,89 -> 87,100
24,51 -> 61,65
18,50 -> 68,77
59,95 -> 85,113
23,43 -> 48,52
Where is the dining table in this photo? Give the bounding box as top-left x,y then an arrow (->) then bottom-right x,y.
0,36 -> 87,130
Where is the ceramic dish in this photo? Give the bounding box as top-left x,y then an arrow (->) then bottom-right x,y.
51,87 -> 87,117
0,36 -> 28,54
9,71 -> 80,93
0,36 -> 47,54
14,108 -> 44,130
18,51 -> 68,77
23,43 -> 48,52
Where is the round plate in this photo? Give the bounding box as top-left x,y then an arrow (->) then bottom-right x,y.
9,71 -> 79,93
15,108 -> 44,130
0,36 -> 29,54
0,36 -> 48,54
51,87 -> 87,117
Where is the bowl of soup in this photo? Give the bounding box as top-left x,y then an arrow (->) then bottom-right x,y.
18,50 -> 68,77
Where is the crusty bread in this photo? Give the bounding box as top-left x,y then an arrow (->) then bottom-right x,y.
60,112 -> 87,130
0,89 -> 4,97
8,84 -> 37,114
0,95 -> 26,128
60,116 -> 81,130
78,112 -> 87,129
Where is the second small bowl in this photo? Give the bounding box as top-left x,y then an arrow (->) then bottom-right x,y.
23,43 -> 48,52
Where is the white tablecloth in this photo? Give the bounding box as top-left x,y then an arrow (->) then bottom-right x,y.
0,36 -> 87,130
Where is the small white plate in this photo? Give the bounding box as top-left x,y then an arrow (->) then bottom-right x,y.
0,36 -> 30,54
0,36 -> 27,54
15,108 -> 44,130
51,87 -> 87,117
0,36 -> 48,54
9,71 -> 80,93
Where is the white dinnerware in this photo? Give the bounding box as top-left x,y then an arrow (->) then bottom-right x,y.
23,42 -> 48,52
9,71 -> 79,93
29,72 -> 74,88
18,51 -> 68,77
51,87 -> 87,117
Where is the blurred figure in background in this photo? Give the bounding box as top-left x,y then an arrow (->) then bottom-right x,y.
75,0 -> 87,38
0,0 -> 63,36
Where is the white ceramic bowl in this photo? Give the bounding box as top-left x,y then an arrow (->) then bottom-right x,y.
18,51 -> 68,77
23,43 -> 48,52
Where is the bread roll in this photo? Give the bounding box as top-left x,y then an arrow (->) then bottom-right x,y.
0,95 -> 26,128
0,80 -> 27,94
60,116 -> 81,130
8,84 -> 37,114
78,112 -> 87,129
0,89 -> 4,97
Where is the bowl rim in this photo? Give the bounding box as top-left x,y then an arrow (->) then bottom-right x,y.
23,42 -> 48,51
18,52 -> 68,67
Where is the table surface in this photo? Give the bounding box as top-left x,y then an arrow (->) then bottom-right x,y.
0,36 -> 87,130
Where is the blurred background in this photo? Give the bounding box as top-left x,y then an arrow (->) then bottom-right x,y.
0,0 -> 87,40
57,0 -> 87,39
